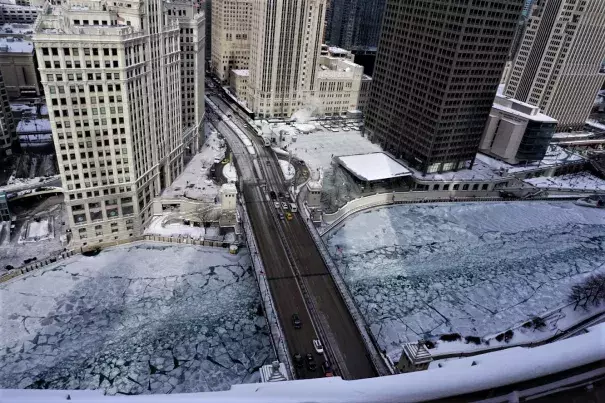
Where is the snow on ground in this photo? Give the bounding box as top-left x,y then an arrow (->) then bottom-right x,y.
144,216 -> 206,239
0,243 -> 274,394
222,163 -> 238,183
524,172 -> 605,190
161,129 -> 226,202
280,128 -> 381,174
0,175 -> 60,193
278,160 -> 295,181
323,201 -> 605,360
476,146 -> 584,174
0,202 -> 67,269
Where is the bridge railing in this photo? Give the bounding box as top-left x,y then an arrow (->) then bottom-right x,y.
237,195 -> 294,379
297,186 -> 394,376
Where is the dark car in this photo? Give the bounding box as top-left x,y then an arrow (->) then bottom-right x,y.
499,190 -> 518,199
292,314 -> 301,329
293,353 -> 303,368
278,192 -> 284,199
270,191 -> 276,200
306,353 -> 317,371
321,361 -> 334,377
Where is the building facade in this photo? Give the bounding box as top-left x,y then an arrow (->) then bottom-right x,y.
210,0 -> 251,82
324,0 -> 386,51
0,36 -> 40,98
0,191 -> 10,221
247,0 -> 326,119
479,95 -> 557,164
365,0 -> 523,174
505,0 -> 605,130
357,74 -> 371,113
0,69 -> 16,156
0,2 -> 39,24
315,52 -> 363,116
33,0 -> 204,247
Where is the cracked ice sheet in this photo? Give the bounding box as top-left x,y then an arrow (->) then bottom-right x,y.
323,201 -> 605,359
0,242 -> 274,394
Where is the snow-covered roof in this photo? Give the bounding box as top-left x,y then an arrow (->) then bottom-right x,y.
0,23 -> 34,36
220,183 -> 237,193
401,342 -> 432,365
0,36 -> 33,53
328,46 -> 349,55
492,96 -> 557,123
586,119 -> 605,131
231,69 -> 249,77
336,152 -> 412,182
476,146 -> 584,173
10,103 -> 36,114
16,118 -> 51,133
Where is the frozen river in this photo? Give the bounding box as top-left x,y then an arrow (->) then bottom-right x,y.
0,243 -> 275,394
324,202 -> 605,358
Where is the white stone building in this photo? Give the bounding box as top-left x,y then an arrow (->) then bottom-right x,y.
33,0 -> 204,247
247,0 -> 326,119
505,0 -> 605,130
315,53 -> 363,116
210,0 -> 251,82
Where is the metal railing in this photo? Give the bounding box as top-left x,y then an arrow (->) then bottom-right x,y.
237,196 -> 294,379
297,186 -> 393,376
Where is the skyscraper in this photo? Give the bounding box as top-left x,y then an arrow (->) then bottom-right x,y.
33,0 -> 204,246
505,0 -> 605,130
324,0 -> 386,50
211,0 -> 251,82
0,70 -> 16,156
365,0 -> 523,174
246,0 -> 326,119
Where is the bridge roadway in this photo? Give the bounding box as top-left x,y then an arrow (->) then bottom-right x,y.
206,90 -> 377,380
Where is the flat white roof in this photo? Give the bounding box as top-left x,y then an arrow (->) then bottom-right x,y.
336,152 -> 412,182
231,69 -> 249,77
492,102 -> 557,123
16,118 -> 51,133
0,36 -> 33,53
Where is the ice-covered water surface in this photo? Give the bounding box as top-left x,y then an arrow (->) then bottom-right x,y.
324,202 -> 605,357
0,243 -> 274,394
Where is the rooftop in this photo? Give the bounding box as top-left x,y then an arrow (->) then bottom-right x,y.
476,146 -> 585,174
16,118 -> 51,133
336,152 -> 412,182
231,69 -> 249,77
0,23 -> 34,36
492,95 -> 557,123
0,36 -> 33,53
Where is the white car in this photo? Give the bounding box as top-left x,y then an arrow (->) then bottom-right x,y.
313,339 -> 324,354
274,202 -> 280,209
281,202 -> 288,210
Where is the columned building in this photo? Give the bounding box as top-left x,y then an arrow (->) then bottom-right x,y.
210,0 -> 251,82
505,0 -> 605,130
365,0 -> 523,174
33,0 -> 204,247
247,0 -> 326,119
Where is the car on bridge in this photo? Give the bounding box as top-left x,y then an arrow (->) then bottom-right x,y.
313,339 -> 324,354
279,212 -> 285,220
291,314 -> 301,329
270,191 -> 276,200
274,201 -> 280,209
306,353 -> 317,371
322,361 -> 334,377
285,212 -> 293,221
281,202 -> 288,210
293,353 -> 303,369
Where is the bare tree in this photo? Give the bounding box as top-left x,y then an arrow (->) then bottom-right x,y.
568,273 -> 605,310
